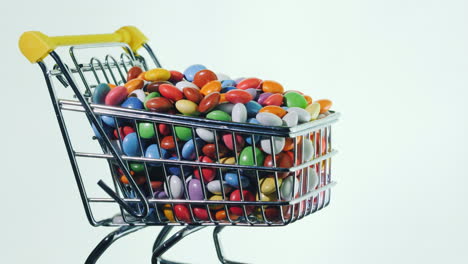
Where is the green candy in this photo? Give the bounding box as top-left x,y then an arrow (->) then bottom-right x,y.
284,92 -> 307,109
206,110 -> 231,121
239,146 -> 265,166
138,122 -> 155,139
130,163 -> 145,173
144,92 -> 161,110
175,126 -> 192,141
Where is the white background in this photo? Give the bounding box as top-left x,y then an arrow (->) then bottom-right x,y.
2,0 -> 468,263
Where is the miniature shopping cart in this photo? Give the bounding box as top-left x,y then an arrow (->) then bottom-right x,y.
19,26 -> 340,264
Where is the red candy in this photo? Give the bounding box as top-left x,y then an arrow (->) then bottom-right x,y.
198,92 -> 220,113
225,89 -> 253,104
169,70 -> 184,83
193,207 -> 210,220
183,87 -> 204,104
229,190 -> 255,215
193,156 -> 216,182
158,123 -> 171,136
237,78 -> 262,90
193,69 -> 217,88
174,204 -> 191,222
159,84 -> 184,101
113,126 -> 135,140
222,133 -> 245,151
262,93 -> 283,106
105,86 -> 128,106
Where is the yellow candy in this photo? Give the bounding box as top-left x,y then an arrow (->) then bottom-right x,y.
259,177 -> 282,195
144,68 -> 171,81
258,191 -> 278,202
175,100 -> 200,116
209,195 -> 224,210
162,204 -> 175,222
220,156 -> 236,165
305,102 -> 320,120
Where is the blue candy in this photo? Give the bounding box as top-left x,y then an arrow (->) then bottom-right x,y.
101,115 -> 117,127
121,97 -> 143,109
245,101 -> 262,117
145,144 -> 167,166
245,118 -> 261,145
167,156 -> 193,176
181,138 -> 205,160
220,86 -> 237,93
91,122 -> 113,140
183,64 -> 206,81
221,80 -> 237,88
122,132 -> 142,156
92,83 -> 110,104
224,172 -> 250,188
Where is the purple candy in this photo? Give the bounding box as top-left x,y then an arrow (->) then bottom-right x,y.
188,179 -> 204,200
153,191 -> 168,199
257,92 -> 273,105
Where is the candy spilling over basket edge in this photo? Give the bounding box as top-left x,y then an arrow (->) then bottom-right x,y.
86,63 -> 339,226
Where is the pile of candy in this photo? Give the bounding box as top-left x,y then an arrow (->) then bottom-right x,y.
91,64 -> 333,222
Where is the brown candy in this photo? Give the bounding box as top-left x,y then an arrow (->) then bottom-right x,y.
126,66 -> 143,82
183,87 -> 204,104
161,136 -> 177,150
197,92 -> 220,113
145,97 -> 173,113
202,143 -> 229,159
192,69 -> 217,88
145,81 -> 171,93
263,152 -> 293,178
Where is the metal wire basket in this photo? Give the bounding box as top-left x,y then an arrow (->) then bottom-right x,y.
19,26 -> 340,264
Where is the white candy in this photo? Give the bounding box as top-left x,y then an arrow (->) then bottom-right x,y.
196,128 -> 215,142
215,103 -> 235,114
303,139 -> 314,161
287,107 -> 311,123
280,176 -> 299,201
260,137 -> 285,154
308,169 -> 319,190
128,89 -> 146,102
232,103 -> 247,123
164,175 -> 184,199
207,180 -> 232,195
282,112 -> 298,127
175,81 -> 199,91
216,73 -> 231,81
256,112 -> 283,126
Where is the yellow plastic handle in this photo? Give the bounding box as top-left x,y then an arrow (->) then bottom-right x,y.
19,26 -> 148,63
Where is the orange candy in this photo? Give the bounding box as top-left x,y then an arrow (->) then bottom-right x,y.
215,210 -> 239,221
261,80 -> 284,93
315,99 -> 332,114
162,204 -> 175,222
124,79 -> 144,93
219,93 -> 227,103
200,80 -> 222,96
259,105 -> 287,118
283,137 -> 295,151
108,83 -> 116,89
304,95 -> 313,105
137,72 -> 147,81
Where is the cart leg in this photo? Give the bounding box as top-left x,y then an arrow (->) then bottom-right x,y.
152,226 -> 174,252
85,225 -> 145,264
151,226 -> 205,264
213,226 -> 247,264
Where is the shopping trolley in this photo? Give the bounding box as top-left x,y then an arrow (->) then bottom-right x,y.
19,26 -> 340,264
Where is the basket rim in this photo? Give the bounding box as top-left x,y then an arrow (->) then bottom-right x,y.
59,99 -> 340,137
